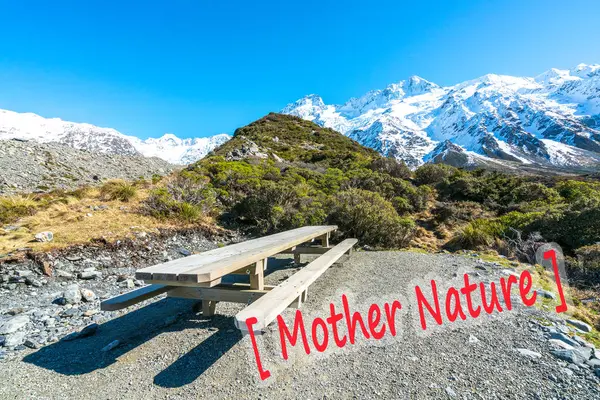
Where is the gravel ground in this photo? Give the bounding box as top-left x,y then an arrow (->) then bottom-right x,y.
1,250 -> 600,399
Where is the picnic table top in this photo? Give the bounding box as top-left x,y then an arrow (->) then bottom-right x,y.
135,225 -> 337,284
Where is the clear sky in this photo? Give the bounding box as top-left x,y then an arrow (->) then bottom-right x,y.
0,0 -> 599,139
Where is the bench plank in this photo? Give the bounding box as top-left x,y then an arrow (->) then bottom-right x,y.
100,284 -> 173,311
234,238 -> 358,331
136,225 -> 337,283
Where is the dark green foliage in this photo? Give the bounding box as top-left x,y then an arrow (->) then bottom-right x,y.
328,189 -> 415,248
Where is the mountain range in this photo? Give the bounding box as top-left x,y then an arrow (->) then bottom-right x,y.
0,108 -> 230,165
1,63 -> 599,170
282,63 -> 600,170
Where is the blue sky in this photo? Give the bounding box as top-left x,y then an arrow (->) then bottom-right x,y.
0,0 -> 599,139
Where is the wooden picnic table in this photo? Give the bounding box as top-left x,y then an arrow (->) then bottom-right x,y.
102,225 -> 357,330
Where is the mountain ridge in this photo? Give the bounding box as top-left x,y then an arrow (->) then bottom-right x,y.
0,108 -> 231,165
282,63 -> 600,170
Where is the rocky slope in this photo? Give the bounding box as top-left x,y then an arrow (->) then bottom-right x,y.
0,109 -> 231,165
0,139 -> 177,195
282,64 -> 600,170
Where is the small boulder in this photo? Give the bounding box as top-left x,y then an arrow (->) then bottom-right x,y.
4,331 -> 26,347
516,348 -> 542,359
80,288 -> 96,302
119,279 -> 135,289
178,248 -> 192,256
34,231 -> 54,242
0,315 -> 30,335
63,284 -> 82,304
79,271 -> 101,280
567,319 -> 592,333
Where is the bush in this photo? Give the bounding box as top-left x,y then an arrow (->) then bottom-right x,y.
0,196 -> 38,224
449,219 -> 504,249
144,176 -> 218,222
369,158 -> 411,179
414,164 -> 457,186
328,188 -> 415,248
100,180 -> 138,202
575,244 -> 600,270
432,201 -> 487,225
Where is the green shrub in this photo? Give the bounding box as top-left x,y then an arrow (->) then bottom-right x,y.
433,201 -> 487,225
369,158 -> 411,179
414,163 -> 458,186
575,244 -> 600,270
328,188 -> 415,248
100,180 -> 138,202
143,176 -> 218,222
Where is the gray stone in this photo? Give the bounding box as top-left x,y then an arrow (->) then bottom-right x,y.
16,270 -> 33,278
560,367 -> 574,377
585,358 -> 600,369
79,270 -> 101,280
551,348 -> 592,365
55,270 -> 74,279
0,335 -> 5,346
34,231 -> 53,242
4,331 -> 26,347
445,387 -> 457,397
178,248 -> 192,256
567,319 -> 593,333
61,308 -> 79,318
63,284 -> 82,304
549,332 -> 580,348
120,279 -> 135,289
0,315 -> 30,334
80,288 -> 96,302
468,334 -> 479,344
26,278 -> 43,287
23,339 -> 39,349
516,348 -> 542,359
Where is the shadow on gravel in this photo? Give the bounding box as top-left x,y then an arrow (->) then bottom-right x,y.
22,256 -> 294,387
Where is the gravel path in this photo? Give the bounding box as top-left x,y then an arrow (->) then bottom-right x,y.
2,251 -> 599,399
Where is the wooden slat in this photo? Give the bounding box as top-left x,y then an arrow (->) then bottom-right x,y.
279,246 -> 333,255
167,284 -> 302,308
136,225 -> 336,283
234,238 -> 358,331
100,284 -> 173,311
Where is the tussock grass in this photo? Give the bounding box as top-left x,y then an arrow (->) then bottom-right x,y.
100,180 -> 138,202
0,195 -> 39,224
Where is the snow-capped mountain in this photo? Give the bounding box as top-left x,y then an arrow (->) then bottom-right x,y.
282,64 -> 600,169
0,109 -> 231,165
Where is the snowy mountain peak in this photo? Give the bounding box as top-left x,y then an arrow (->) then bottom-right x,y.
403,75 -> 439,96
0,108 -> 231,165
282,63 -> 600,170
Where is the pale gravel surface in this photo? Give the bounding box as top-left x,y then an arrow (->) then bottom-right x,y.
1,251 -> 599,399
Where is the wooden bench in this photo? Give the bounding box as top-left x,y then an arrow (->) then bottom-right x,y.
101,225 -> 357,330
